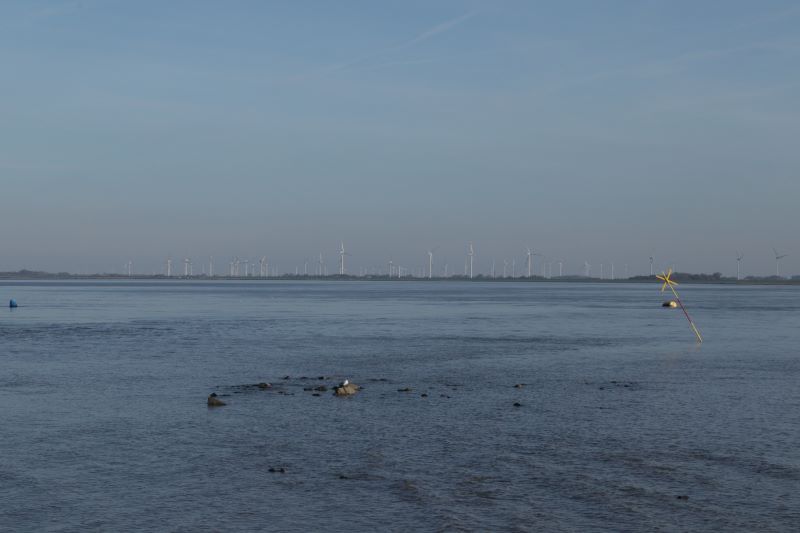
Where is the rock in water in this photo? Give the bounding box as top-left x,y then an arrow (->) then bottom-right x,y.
333,383 -> 359,396
207,393 -> 226,407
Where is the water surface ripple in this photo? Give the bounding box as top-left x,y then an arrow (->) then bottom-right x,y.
1,281 -> 798,531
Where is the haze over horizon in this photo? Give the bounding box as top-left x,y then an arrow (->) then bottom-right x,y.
1,1 -> 799,276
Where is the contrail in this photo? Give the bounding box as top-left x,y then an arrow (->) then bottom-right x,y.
297,10 -> 478,80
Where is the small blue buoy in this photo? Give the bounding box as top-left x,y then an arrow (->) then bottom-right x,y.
9,299 -> 18,308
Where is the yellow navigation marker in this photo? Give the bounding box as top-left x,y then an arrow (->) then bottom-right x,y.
656,269 -> 703,343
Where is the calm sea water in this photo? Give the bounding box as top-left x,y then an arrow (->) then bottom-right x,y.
1,280 -> 798,532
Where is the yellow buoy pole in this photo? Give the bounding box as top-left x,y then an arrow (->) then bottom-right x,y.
667,284 -> 703,343
657,269 -> 703,343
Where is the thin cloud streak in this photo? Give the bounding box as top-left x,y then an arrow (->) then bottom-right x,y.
395,10 -> 477,52
532,39 -> 799,99
288,10 -> 477,83
529,4 -> 800,98
361,58 -> 440,71
29,0 -> 94,19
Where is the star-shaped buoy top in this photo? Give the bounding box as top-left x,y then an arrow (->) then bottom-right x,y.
656,268 -> 678,293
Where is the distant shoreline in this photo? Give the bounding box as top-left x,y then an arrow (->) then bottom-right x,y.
1,271 -> 799,285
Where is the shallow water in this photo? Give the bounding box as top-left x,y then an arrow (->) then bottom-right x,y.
1,280 -> 798,531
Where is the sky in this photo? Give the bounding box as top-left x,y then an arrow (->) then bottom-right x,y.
1,0 -> 799,276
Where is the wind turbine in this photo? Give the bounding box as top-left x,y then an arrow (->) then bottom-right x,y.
525,248 -> 534,278
584,261 -> 591,278
166,258 -> 172,277
773,248 -> 788,277
318,252 -> 324,276
339,242 -> 349,275
736,252 -> 743,281
184,258 -> 190,277
467,243 -> 474,279
649,254 -> 655,276
427,247 -> 438,279
503,259 -> 509,278
557,260 -> 563,278
209,256 -> 214,277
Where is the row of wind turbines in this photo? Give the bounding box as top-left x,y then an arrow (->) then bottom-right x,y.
129,244 -> 791,280
163,256 -> 276,278
152,243 -> 596,280
159,243 -> 351,279
648,248 -> 790,280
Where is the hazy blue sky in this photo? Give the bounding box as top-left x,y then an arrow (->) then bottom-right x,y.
1,0 -> 799,276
